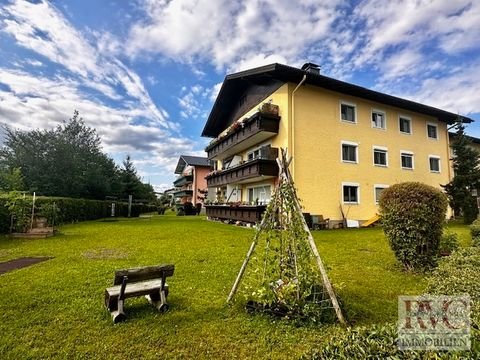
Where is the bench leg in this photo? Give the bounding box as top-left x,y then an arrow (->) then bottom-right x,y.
111,298 -> 127,323
146,285 -> 169,312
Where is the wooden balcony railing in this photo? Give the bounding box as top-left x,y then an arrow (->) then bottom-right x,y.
173,189 -> 193,198
206,149 -> 279,187
205,205 -> 266,223
205,111 -> 280,159
173,174 -> 193,187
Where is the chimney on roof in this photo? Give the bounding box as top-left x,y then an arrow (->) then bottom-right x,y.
301,62 -> 320,75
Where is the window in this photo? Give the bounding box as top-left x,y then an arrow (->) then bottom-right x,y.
340,102 -> 356,123
372,110 -> 386,129
247,149 -> 260,161
374,185 -> 389,204
342,183 -> 360,204
341,142 -> 358,163
248,185 -> 271,204
429,156 -> 441,173
399,116 -> 412,134
373,147 -> 388,167
401,152 -> 414,169
427,123 -> 438,139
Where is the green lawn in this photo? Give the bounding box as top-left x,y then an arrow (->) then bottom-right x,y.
0,214 -> 471,359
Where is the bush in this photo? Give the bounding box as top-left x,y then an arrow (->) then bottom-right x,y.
427,247 -> 480,322
379,182 -> 448,271
470,219 -> 480,247
304,249 -> 480,359
438,231 -> 459,256
0,194 -> 157,233
302,322 -> 479,359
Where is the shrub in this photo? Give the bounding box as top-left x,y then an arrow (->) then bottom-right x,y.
379,182 -> 448,271
0,194 -> 157,233
427,247 -> 480,322
302,322 -> 479,359
438,231 -> 459,256
304,249 -> 480,359
470,219 -> 480,247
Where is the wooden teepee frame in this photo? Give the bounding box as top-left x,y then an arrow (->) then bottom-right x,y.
227,148 -> 346,325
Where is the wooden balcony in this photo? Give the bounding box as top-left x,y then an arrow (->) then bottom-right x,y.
173,174 -> 193,187
206,156 -> 278,187
205,205 -> 266,223
173,189 -> 193,198
205,112 -> 280,160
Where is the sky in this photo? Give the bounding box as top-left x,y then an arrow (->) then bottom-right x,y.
0,0 -> 479,192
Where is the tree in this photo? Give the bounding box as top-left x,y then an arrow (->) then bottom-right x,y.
443,120 -> 480,224
0,110 -> 121,199
119,155 -> 156,202
0,167 -> 25,191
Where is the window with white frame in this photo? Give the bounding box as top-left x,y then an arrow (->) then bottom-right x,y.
374,185 -> 389,204
247,185 -> 271,204
429,156 -> 441,173
341,141 -> 358,163
372,110 -> 386,129
373,147 -> 388,167
342,183 -> 360,204
427,123 -> 438,139
401,151 -> 414,169
340,102 -> 356,123
399,116 -> 412,134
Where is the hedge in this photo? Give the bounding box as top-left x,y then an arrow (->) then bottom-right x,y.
0,195 -> 157,233
379,182 -> 448,271
303,247 -> 480,359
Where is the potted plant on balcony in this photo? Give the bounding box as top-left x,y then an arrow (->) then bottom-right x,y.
259,102 -> 279,116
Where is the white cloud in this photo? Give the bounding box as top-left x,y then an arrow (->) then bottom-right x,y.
407,62 -> 480,117
127,0 -> 344,71
0,0 -> 207,187
0,0 -> 170,128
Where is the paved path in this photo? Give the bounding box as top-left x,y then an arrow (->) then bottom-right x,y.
0,257 -> 52,275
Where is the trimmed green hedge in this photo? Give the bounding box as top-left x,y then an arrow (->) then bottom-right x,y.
0,195 -> 157,233
379,182 -> 448,271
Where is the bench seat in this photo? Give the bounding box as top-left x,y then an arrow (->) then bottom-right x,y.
106,279 -> 168,299
104,264 -> 174,323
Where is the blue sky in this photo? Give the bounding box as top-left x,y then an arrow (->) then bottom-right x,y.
0,0 -> 479,191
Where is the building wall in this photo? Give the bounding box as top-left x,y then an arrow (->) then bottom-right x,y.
291,84 -> 451,221
208,82 -> 453,222
193,166 -> 210,204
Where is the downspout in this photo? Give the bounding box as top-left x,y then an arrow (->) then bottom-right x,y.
291,74 -> 307,180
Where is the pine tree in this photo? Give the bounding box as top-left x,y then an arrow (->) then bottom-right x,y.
443,120 -> 480,224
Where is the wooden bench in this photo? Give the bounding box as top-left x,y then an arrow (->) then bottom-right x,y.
104,264 -> 175,323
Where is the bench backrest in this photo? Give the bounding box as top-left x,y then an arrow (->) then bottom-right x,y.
114,264 -> 175,285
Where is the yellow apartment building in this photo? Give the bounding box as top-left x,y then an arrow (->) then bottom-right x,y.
201,63 -> 473,227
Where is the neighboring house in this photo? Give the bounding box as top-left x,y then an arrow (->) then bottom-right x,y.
173,155 -> 211,206
201,62 -> 473,226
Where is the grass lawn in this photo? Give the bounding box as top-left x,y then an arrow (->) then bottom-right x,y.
0,213 -> 472,359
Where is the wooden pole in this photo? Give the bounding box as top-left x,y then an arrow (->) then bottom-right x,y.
278,149 -> 346,325
227,202 -> 270,303
226,239 -> 257,303
128,195 -> 132,218
30,192 -> 36,230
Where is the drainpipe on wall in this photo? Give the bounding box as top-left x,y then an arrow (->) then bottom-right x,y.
291,74 -> 307,180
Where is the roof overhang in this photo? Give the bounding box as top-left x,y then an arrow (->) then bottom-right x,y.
201,63 -> 473,138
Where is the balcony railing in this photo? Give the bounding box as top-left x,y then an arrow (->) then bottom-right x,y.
205,111 -> 280,159
173,189 -> 193,198
205,205 -> 266,223
205,148 -> 279,187
173,174 -> 193,187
